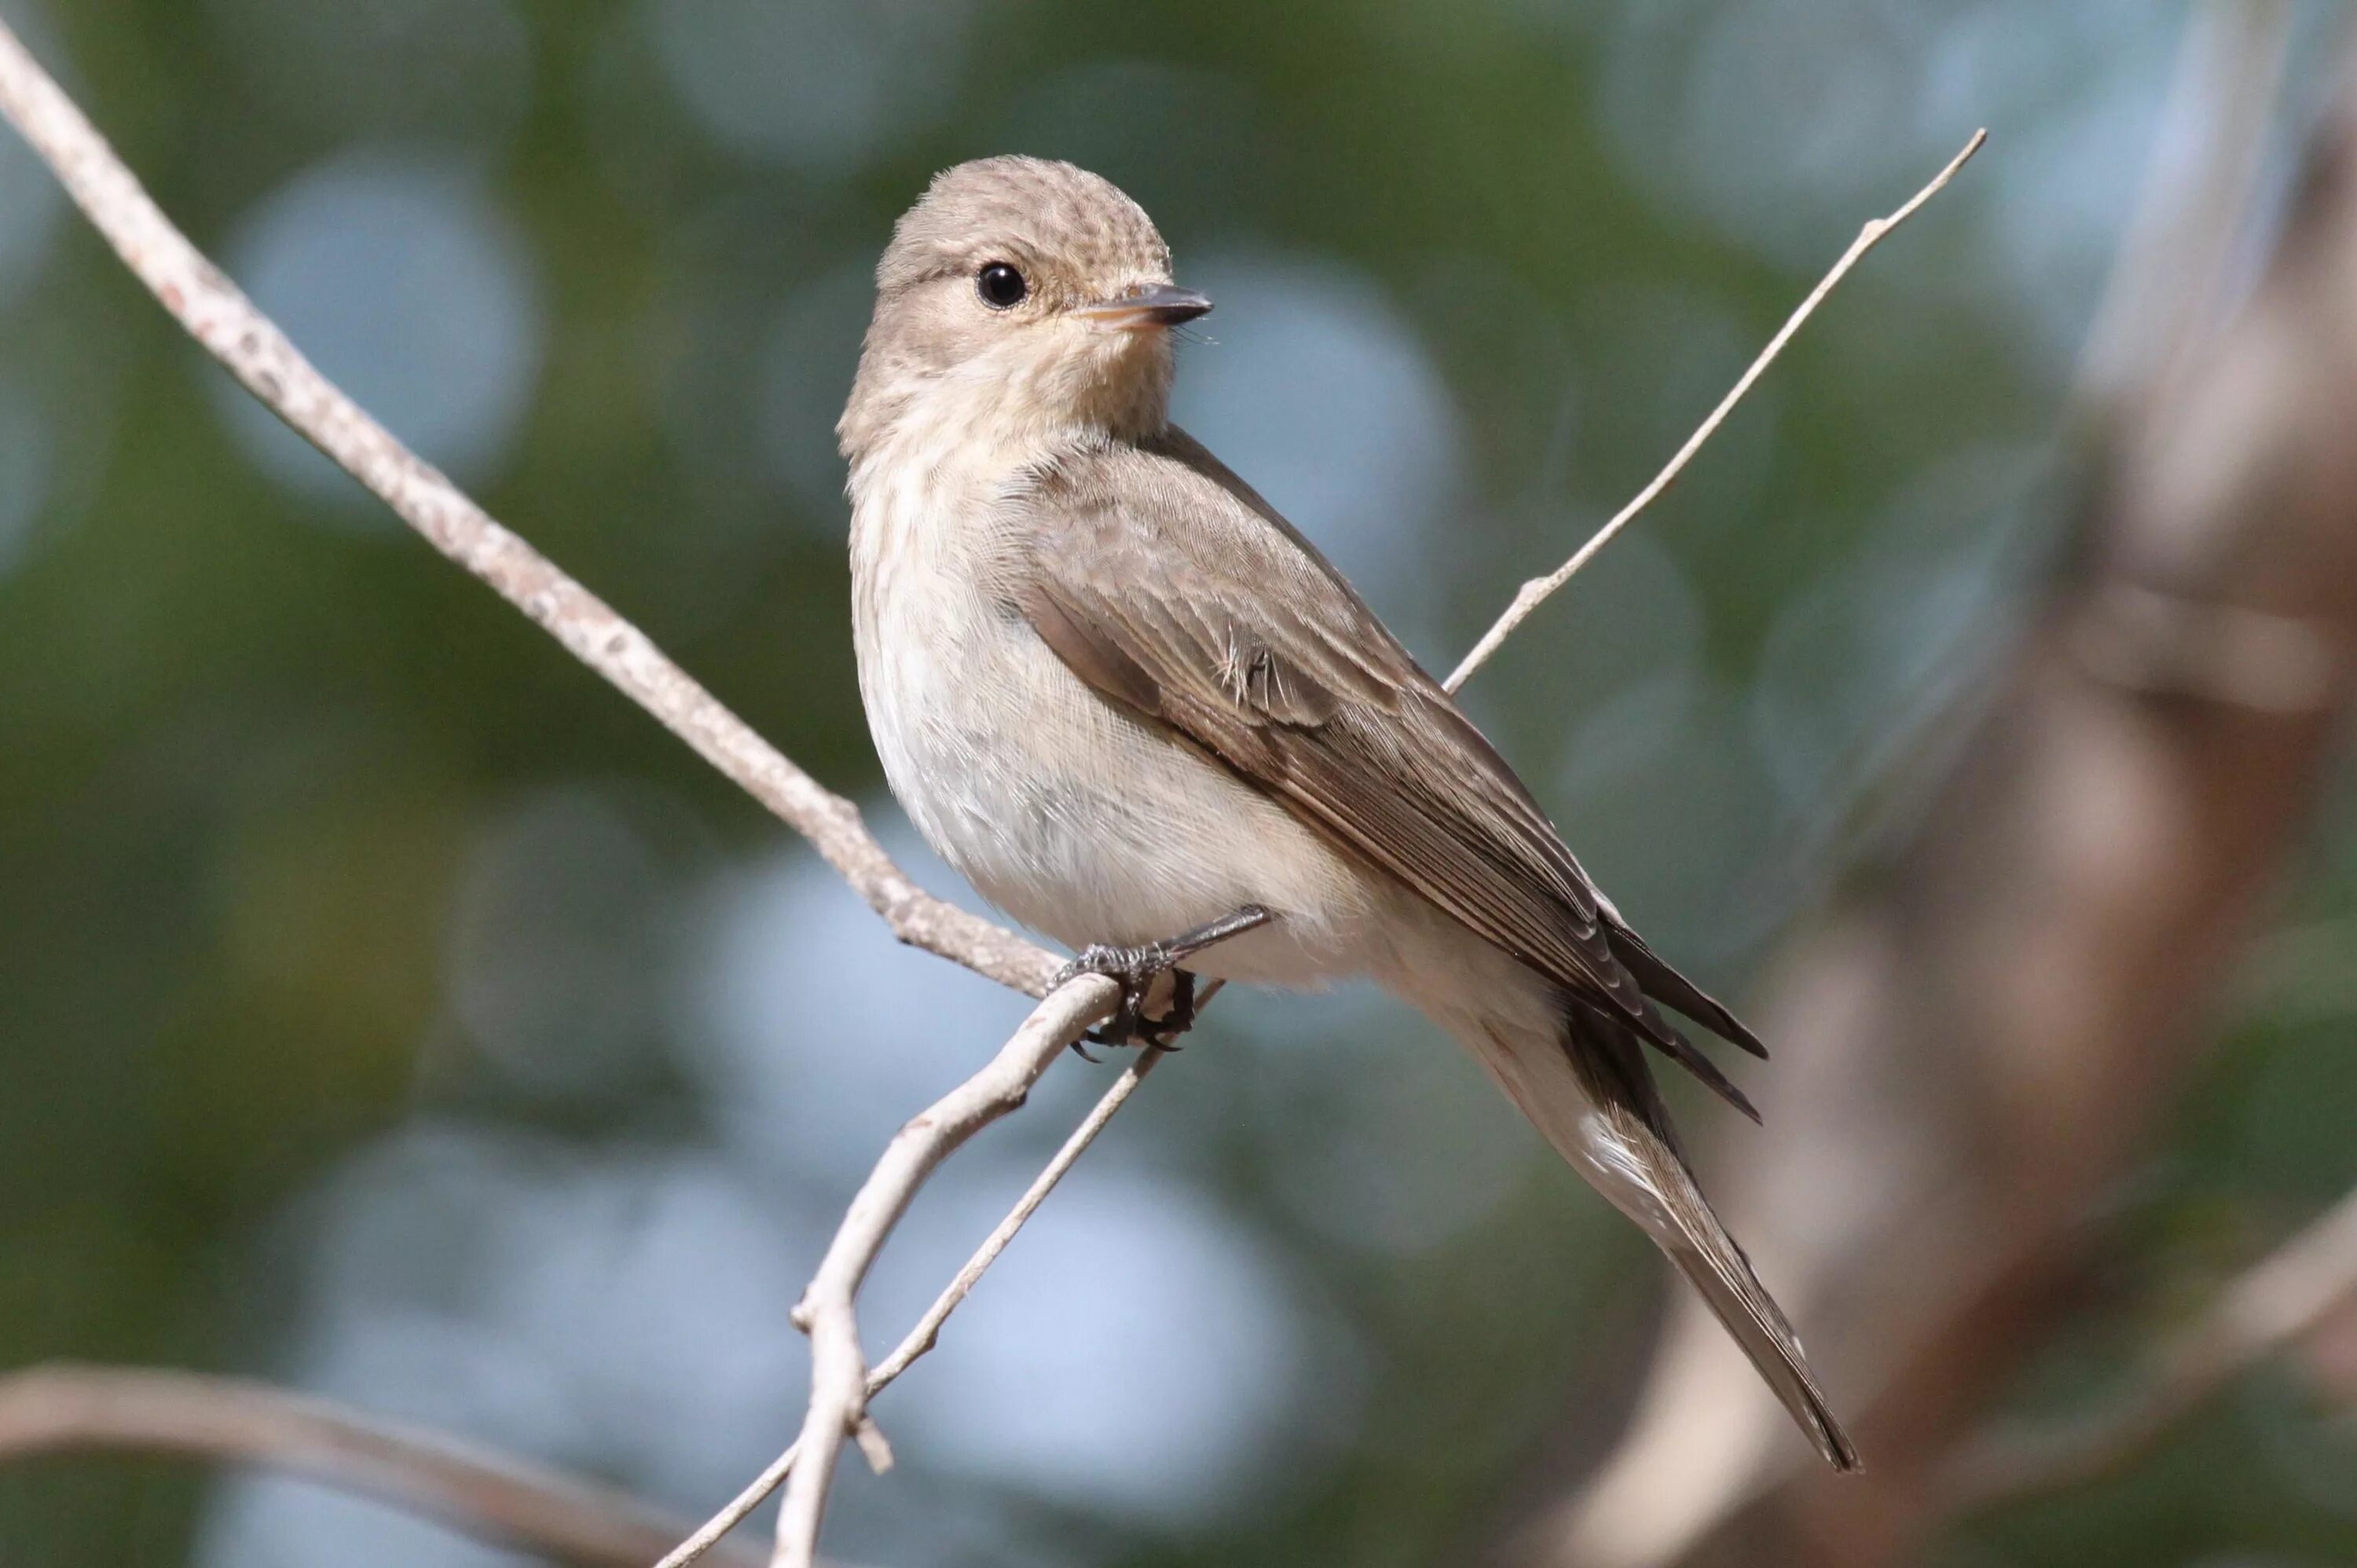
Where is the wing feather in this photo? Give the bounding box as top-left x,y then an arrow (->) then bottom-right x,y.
1011,428 -> 1754,1095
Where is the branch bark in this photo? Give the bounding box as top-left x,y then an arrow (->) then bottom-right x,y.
0,1364 -> 768,1568
0,20 -> 1054,1001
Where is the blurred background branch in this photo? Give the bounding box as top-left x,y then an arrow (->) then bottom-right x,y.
1944,1180 -> 2357,1511
1517,9 -> 2357,1566
0,1364 -> 769,1568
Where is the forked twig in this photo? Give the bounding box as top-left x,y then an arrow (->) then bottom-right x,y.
656,1042 -> 1172,1568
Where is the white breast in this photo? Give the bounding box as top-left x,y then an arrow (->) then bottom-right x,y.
845,447 -> 1387,987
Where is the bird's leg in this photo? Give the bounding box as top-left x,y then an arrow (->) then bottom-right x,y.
1051,904 -> 1272,1053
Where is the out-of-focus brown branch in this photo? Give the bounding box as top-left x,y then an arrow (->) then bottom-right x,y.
1941,1181 -> 2357,1511
0,1364 -> 768,1568
1516,18 -> 2357,1568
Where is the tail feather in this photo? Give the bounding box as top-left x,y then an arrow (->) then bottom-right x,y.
1603,918 -> 1769,1060
1643,1021 -> 1762,1124
1646,1136 -> 1861,1472
1460,1006 -> 1860,1472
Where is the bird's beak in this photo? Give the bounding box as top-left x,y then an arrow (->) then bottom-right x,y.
1076,282 -> 1214,331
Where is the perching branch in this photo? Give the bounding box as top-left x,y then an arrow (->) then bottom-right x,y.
1442,128 -> 1986,694
0,1364 -> 768,1568
1941,1182 -> 2357,1512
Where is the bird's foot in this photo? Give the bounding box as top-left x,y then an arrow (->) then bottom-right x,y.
1050,905 -> 1272,1057
1052,949 -> 1196,1053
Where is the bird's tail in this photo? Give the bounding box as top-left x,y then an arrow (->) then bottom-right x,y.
1454,1005 -> 1860,1472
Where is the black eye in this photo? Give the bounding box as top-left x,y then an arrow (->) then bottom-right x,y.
977,262 -> 1028,309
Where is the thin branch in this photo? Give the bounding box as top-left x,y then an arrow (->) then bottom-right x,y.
0,20 -> 1054,1000
655,1042 -> 1175,1568
1443,128 -> 1988,694
770,975 -> 1120,1568
1941,1185 -> 2357,1512
0,1364 -> 768,1568
872,1042 -> 1175,1387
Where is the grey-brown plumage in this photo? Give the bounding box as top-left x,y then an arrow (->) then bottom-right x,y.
1016,427 -> 1770,1118
842,156 -> 1859,1471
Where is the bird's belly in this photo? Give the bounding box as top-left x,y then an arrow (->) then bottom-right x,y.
853,555 -> 1383,987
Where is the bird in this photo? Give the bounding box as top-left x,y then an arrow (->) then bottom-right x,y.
839,154 -> 1858,1471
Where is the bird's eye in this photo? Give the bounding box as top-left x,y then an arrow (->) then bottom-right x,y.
977,262 -> 1028,310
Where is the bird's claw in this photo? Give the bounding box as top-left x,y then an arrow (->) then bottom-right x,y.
1050,945 -> 1198,1055
1049,906 -> 1270,1061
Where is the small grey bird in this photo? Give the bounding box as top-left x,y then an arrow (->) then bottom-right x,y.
842,156 -> 1858,1471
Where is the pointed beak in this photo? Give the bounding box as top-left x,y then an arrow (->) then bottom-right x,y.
1076,282 -> 1214,331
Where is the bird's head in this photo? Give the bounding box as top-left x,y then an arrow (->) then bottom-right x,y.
840,156 -> 1211,463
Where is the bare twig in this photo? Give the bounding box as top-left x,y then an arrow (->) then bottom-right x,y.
0,20 -> 1054,1000
0,1363 -> 768,1568
656,1044 -> 1175,1568
657,1441 -> 802,1568
770,976 -> 1120,1568
872,1042 -> 1175,1386
1941,1185 -> 2357,1511
1443,128 -> 1987,694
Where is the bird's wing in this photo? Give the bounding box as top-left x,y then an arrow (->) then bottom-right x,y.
1006,428 -> 1760,1101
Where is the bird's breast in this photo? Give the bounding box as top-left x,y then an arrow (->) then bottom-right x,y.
845,465 -> 1386,982
849,467 -> 1111,896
